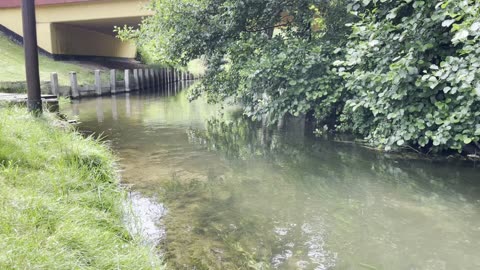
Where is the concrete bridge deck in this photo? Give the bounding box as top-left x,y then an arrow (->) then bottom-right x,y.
0,0 -> 152,59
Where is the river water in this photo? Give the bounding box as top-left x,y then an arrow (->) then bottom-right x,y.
63,85 -> 480,270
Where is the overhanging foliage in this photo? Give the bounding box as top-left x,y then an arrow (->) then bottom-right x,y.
118,0 -> 480,153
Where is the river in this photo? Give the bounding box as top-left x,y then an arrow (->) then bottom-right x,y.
62,84 -> 480,270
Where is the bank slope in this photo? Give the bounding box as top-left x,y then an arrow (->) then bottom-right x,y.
0,33 -> 99,88
0,107 -> 163,269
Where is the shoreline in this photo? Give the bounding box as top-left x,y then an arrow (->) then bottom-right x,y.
0,107 -> 164,269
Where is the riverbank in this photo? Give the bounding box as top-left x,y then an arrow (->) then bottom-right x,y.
0,107 -> 163,269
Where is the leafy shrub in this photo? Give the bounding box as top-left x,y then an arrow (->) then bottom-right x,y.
338,0 -> 480,152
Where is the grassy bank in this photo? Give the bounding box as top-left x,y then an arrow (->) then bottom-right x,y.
0,34 -> 104,87
0,107 -> 162,269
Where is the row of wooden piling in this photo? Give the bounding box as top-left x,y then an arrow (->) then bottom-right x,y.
50,68 -> 197,99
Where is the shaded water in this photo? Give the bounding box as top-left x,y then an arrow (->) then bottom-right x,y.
63,86 -> 480,270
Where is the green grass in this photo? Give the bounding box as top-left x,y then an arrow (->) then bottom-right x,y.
0,107 -> 163,269
0,34 -> 101,86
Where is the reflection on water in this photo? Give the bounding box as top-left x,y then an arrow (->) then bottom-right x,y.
63,85 -> 480,270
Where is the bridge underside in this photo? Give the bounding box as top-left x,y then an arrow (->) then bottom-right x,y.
0,0 -> 151,59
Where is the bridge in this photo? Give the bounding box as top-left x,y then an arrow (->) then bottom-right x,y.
0,0 -> 152,59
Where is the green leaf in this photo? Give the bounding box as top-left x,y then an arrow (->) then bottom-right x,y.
442,19 -> 455,27
452,29 -> 469,44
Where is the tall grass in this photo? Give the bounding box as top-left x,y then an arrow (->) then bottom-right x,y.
0,107 -> 163,269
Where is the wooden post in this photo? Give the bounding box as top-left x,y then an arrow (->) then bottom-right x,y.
50,72 -> 59,96
110,69 -> 116,94
125,69 -> 131,92
70,72 -> 79,98
95,69 -> 102,96
133,69 -> 140,90
22,0 -> 42,113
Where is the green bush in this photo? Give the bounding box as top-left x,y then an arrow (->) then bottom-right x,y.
338,0 -> 480,152
122,0 -> 480,153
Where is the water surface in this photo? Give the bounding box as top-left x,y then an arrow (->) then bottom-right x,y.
63,86 -> 480,270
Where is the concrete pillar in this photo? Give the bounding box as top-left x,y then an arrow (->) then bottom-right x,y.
70,72 -> 79,98
139,69 -> 144,90
143,69 -> 150,89
150,69 -> 155,88
150,69 -> 154,88
50,72 -> 59,96
110,69 -> 117,94
95,69 -> 102,96
125,69 -> 131,92
161,68 -> 164,85
133,69 -> 140,90
144,69 -> 150,89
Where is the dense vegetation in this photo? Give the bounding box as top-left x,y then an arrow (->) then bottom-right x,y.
0,107 -> 162,269
119,0 -> 480,153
